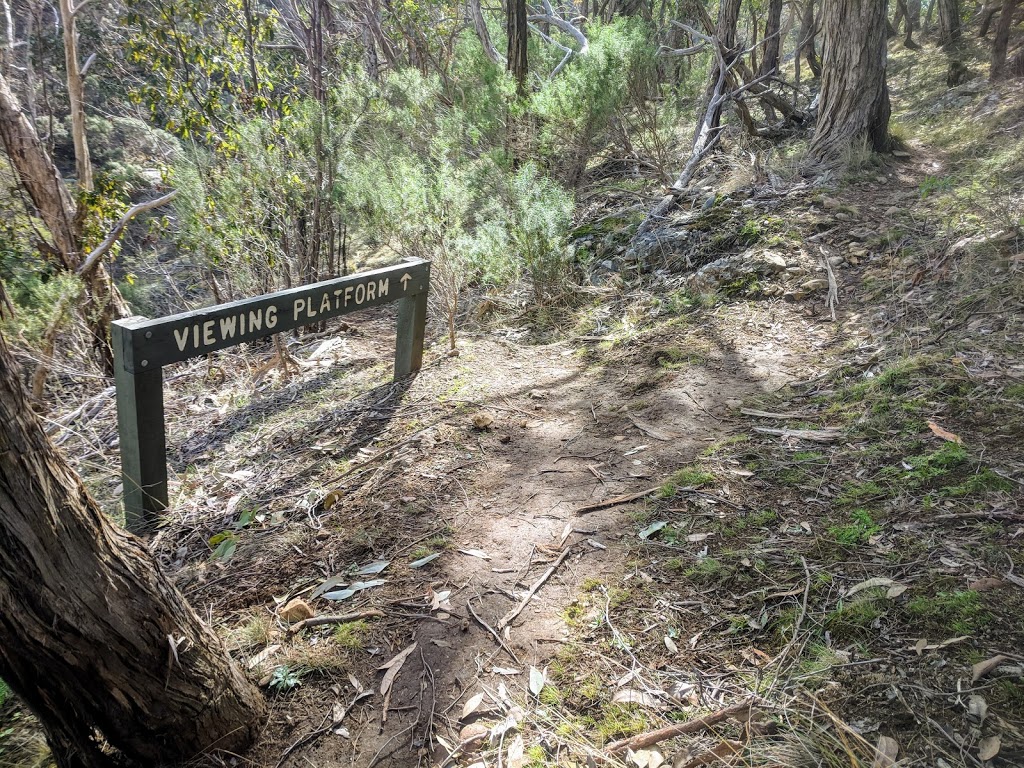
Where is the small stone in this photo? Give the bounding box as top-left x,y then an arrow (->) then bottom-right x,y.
315,530 -> 331,541
498,434 -> 511,444
279,598 -> 314,623
458,722 -> 489,751
761,252 -> 788,272
801,278 -> 828,292
471,412 -> 495,430
726,398 -> 743,409
823,197 -> 842,211
828,256 -> 846,267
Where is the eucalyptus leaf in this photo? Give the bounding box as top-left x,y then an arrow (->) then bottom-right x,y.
323,579 -> 386,601
638,521 -> 667,540
409,552 -> 441,568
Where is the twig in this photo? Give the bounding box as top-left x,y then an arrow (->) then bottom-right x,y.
603,699 -> 754,756
497,546 -> 575,630
574,487 -> 660,515
466,599 -> 521,665
287,609 -> 384,634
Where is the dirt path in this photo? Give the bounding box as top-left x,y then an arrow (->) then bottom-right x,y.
235,298 -> 836,767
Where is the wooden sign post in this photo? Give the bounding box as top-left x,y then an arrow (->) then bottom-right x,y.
111,259 -> 430,533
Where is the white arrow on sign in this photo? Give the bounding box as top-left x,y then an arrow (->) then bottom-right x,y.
400,273 -> 412,291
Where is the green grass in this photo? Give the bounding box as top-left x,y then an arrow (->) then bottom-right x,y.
827,509 -> 882,546
658,466 -> 716,497
333,620 -> 369,650
906,590 -> 989,635
826,594 -> 887,641
0,678 -> 9,709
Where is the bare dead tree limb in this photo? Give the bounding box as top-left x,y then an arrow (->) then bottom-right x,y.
76,189 -> 179,276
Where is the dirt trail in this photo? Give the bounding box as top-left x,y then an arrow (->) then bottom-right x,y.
265,300 -> 836,767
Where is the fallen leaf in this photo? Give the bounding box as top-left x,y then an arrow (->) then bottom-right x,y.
355,559 -> 390,576
612,689 -> 661,708
846,577 -> 894,597
507,733 -> 525,767
378,643 -> 417,696
639,521 -> 667,540
928,421 -> 963,444
972,655 -> 1009,683
409,552 -> 441,568
323,579 -> 386,601
969,577 -> 1006,592
588,538 -> 607,550
247,644 -> 281,670
664,635 -> 678,654
686,532 -> 713,543
458,548 -> 491,560
529,666 -> 546,696
624,444 -> 650,456
871,735 -> 899,768
311,575 -> 348,599
461,692 -> 486,721
886,584 -> 908,599
491,666 -> 521,676
978,735 -> 1000,761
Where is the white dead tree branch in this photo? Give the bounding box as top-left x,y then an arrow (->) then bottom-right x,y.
76,189 -> 179,276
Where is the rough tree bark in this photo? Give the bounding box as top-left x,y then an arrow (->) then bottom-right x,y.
507,0 -> 528,96
990,0 -> 1021,79
937,0 -> 961,46
0,68 -> 130,373
757,0 -> 785,79
0,327 -> 266,768
806,0 -> 891,167
797,0 -> 821,78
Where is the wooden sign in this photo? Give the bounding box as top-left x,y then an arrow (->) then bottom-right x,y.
112,260 -> 430,533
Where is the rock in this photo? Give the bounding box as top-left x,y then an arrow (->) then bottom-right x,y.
823,197 -> 842,211
828,256 -> 846,267
892,150 -> 911,159
801,278 -> 829,292
471,412 -> 495,430
279,598 -> 314,623
459,722 -> 490,751
725,398 -> 743,409
761,251 -> 788,272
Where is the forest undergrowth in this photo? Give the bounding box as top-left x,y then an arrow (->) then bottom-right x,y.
1,10 -> 1023,768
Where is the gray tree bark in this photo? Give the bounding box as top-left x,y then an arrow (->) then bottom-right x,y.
990,0 -> 1020,79
806,0 -> 891,167
937,0 -> 961,45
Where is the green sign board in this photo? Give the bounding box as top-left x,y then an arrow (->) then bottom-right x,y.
112,259 -> 430,532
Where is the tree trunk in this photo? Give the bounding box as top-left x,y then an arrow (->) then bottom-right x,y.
0,70 -> 78,265
938,0 -> 961,45
507,0 -> 528,96
758,0 -> 785,79
807,0 -> 891,167
797,0 -> 822,78
469,0 -> 503,65
58,0 -> 92,193
0,67 -> 128,373
693,0 -> 741,149
0,330 -> 266,768
990,0 -> 1020,78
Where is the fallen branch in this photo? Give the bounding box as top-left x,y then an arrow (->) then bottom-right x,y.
287,609 -> 384,635
497,545 -> 575,630
467,598 -> 521,665
574,487 -> 659,515
604,699 -> 754,756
